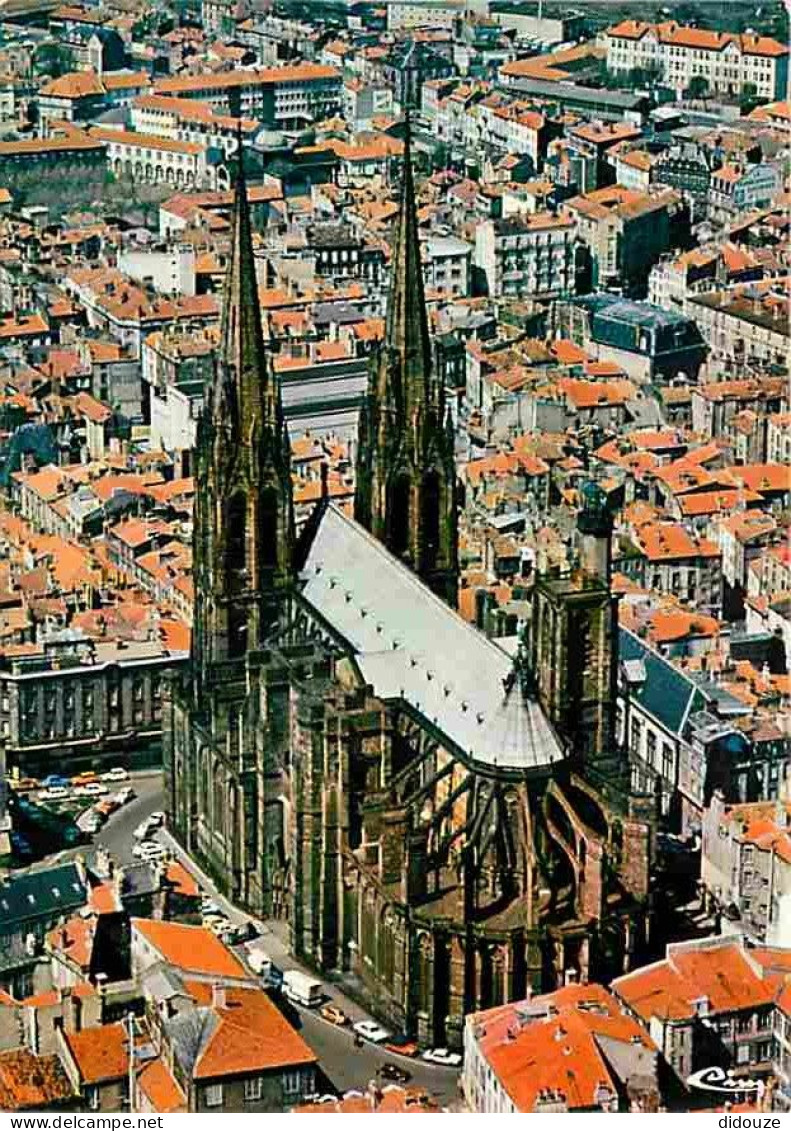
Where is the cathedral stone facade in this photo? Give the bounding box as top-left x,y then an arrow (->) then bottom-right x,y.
164,137 -> 653,1050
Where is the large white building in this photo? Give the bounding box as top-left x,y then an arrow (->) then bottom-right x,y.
605,20 -> 789,101
475,213 -> 579,300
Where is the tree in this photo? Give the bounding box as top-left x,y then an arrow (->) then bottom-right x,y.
32,43 -> 76,78
740,81 -> 763,115
684,75 -> 709,101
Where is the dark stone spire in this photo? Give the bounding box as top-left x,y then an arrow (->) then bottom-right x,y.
380,115 -> 436,418
192,139 -> 294,684
213,137 -> 276,433
355,115 -> 458,607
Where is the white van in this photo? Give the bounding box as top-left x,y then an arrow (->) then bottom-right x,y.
283,970 -> 323,1008
245,943 -> 272,977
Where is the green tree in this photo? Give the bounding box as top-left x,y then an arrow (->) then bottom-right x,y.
32,43 -> 76,78
685,75 -> 709,101
739,81 -> 762,115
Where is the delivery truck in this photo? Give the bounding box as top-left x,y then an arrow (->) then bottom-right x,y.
283,970 -> 323,1008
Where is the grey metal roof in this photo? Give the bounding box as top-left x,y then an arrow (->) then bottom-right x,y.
301,505 -> 564,771
506,77 -> 646,111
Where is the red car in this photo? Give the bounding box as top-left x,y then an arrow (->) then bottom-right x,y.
384,1039 -> 419,1058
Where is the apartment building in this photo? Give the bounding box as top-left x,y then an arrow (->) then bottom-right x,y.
566,185 -> 689,296
132,95 -> 260,160
605,20 -> 789,101
0,630 -> 188,774
462,983 -> 659,1113
613,937 -> 780,1086
702,793 -> 791,947
152,64 -> 342,130
687,281 -> 789,367
475,213 -> 579,300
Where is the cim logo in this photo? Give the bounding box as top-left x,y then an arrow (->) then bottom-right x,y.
687,1067 -> 763,1095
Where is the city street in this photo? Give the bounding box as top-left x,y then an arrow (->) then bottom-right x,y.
18,770 -> 463,1104
155,825 -> 464,1105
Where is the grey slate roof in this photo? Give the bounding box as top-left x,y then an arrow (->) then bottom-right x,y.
619,627 -> 706,736
301,505 -> 564,770
0,863 -> 87,934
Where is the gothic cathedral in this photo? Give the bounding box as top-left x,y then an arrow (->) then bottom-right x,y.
164,135 -> 653,1050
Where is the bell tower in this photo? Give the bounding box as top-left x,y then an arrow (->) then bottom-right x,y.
355,119 -> 458,607
530,482 -> 617,761
192,145 -> 294,689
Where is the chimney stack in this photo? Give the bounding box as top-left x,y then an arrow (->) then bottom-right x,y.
212,982 -> 227,1010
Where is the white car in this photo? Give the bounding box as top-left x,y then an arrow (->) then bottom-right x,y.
114,786 -> 135,805
208,918 -> 234,937
352,1020 -> 391,1043
148,811 -> 165,827
421,1048 -> 462,1067
133,820 -> 155,841
80,782 -> 108,797
133,841 -> 166,862
102,767 -> 129,783
38,786 -> 69,802
201,898 -> 224,917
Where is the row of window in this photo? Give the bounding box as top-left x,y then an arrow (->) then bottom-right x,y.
204,1071 -> 303,1107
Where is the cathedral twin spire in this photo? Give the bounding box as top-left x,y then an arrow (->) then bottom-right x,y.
192,144 -> 294,682
355,117 -> 458,606
192,118 -> 459,689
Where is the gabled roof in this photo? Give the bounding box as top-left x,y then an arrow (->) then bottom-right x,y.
0,1050 -> 73,1110
181,982 -> 316,1080
613,939 -> 780,1024
0,864 -> 87,932
468,983 -> 655,1112
64,1022 -> 129,1085
300,505 -> 564,771
619,627 -> 706,735
132,919 -> 248,980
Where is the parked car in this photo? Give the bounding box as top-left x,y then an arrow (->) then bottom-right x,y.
71,771 -> 98,786
379,1063 -> 411,1084
101,767 -> 129,783
207,917 -> 234,939
421,1048 -> 462,1067
114,786 -> 135,805
40,775 -> 69,789
245,943 -> 272,977
77,810 -> 104,835
12,777 -> 38,793
37,786 -> 69,802
352,1020 -> 391,1043
319,1005 -> 348,1027
384,1037 -> 419,1058
80,782 -> 108,797
132,841 -> 166,862
148,811 -> 165,827
133,820 -> 156,841
95,798 -> 120,818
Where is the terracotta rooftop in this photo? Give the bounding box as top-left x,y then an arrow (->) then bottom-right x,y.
132,918 -> 248,980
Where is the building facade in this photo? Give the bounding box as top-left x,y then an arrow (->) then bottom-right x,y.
605,21 -> 789,101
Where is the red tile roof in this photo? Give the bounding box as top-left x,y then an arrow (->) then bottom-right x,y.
0,1050 -> 73,1110
65,1022 -> 129,1085
137,1058 -> 186,1113
184,982 -> 317,1079
614,941 -> 779,1025
132,919 -> 248,979
469,983 -> 654,1112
